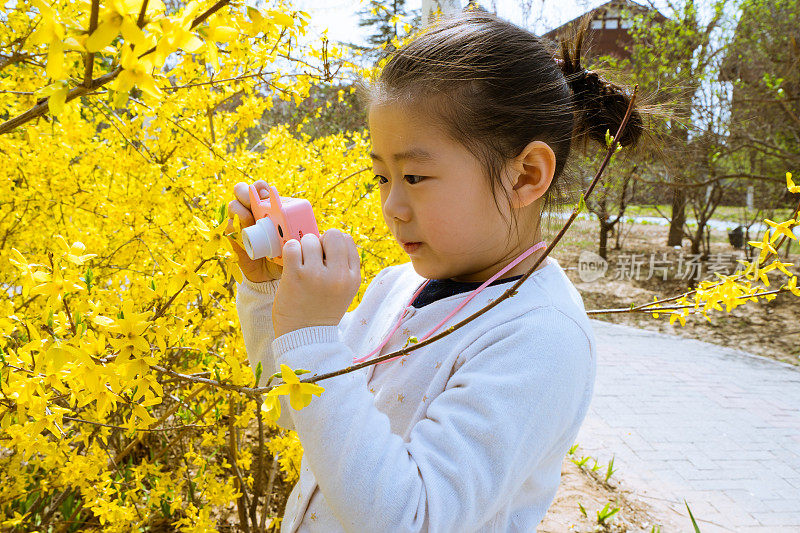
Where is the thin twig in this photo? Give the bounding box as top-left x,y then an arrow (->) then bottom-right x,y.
280,85 -> 642,388
229,399 -> 252,533
83,0 -> 99,86
587,287 -> 794,315
162,70 -> 277,91
322,167 -> 370,197
0,0 -> 232,135
62,416 -> 214,432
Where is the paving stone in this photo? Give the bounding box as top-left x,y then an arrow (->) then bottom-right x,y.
739,526 -> 798,533
750,511 -> 800,526
577,321 -> 800,531
763,498 -> 800,513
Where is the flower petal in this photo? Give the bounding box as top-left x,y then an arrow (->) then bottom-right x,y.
86,20 -> 120,53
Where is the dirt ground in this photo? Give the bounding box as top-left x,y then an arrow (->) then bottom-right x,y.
550,217 -> 800,367
541,449 -> 685,533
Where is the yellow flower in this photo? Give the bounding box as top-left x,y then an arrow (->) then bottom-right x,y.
222,254 -> 243,284
751,261 -> 777,287
1,511 -> 29,528
786,276 -> 800,297
30,259 -> 85,309
668,310 -> 687,327
199,14 -> 238,69
54,236 -> 97,265
764,219 -> 798,243
106,300 -> 151,361
770,260 -> 795,277
261,395 -> 281,422
787,172 -> 800,193
113,45 -> 161,100
85,0 -> 162,52
81,329 -> 108,359
193,216 -> 229,258
155,3 -> 204,62
163,249 -> 203,294
648,295 -> 661,318
37,81 -> 70,116
9,248 -> 48,294
267,364 -> 325,410
748,230 -> 778,264
29,0 -> 66,79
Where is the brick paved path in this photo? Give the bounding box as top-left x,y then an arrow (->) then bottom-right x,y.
574,320 -> 800,533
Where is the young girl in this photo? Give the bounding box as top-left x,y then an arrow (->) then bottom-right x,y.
230,10 -> 643,533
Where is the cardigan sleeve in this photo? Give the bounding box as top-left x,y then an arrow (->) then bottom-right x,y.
270,306 -> 595,533
234,266 -> 386,430
235,276 -> 296,430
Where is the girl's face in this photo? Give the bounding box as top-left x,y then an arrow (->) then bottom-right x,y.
368,102 -> 548,282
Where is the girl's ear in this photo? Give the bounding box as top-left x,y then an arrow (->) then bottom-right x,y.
505,140 -> 556,209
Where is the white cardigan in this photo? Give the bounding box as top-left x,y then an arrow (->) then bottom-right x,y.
235,256 -> 596,532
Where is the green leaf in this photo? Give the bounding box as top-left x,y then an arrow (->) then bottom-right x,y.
254,361 -> 263,386
85,267 -> 94,292
576,195 -> 587,214
604,128 -> 615,148
685,500 -> 702,532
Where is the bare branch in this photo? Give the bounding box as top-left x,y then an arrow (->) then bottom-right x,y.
83,0 -> 100,86
0,0 -> 232,135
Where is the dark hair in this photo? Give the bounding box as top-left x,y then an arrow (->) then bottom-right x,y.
356,9 -> 649,243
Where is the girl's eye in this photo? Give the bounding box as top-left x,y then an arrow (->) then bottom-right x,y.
373,174 -> 425,185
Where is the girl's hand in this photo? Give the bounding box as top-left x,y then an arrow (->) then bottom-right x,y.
227,180 -> 284,283
272,229 -> 362,338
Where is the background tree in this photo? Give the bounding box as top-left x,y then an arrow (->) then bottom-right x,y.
355,0 -> 421,60
610,0 -> 731,246
720,0 -> 799,232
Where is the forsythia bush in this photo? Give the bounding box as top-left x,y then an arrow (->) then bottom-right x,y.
0,0 -> 405,529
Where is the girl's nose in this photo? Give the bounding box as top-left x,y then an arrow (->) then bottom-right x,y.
382,182 -> 412,222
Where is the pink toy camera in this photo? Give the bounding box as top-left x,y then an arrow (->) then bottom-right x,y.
241,184 -> 320,265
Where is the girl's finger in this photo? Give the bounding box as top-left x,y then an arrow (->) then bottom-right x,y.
233,180 -> 270,209
299,233 -> 323,267
281,239 -> 302,273
346,234 -> 360,272
253,179 -> 269,197
227,199 -> 255,227
321,229 -> 348,270
233,182 -> 251,208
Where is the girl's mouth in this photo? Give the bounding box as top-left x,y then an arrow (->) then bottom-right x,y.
402,242 -> 422,253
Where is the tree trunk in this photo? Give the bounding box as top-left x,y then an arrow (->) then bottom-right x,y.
599,222 -> 610,259
667,177 -> 686,246
667,113 -> 690,247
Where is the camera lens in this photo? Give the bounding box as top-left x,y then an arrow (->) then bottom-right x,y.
241,217 -> 281,260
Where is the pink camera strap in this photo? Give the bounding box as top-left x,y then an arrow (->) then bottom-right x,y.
352,240 -> 548,365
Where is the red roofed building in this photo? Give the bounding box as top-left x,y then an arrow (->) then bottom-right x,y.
542,0 -> 666,62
